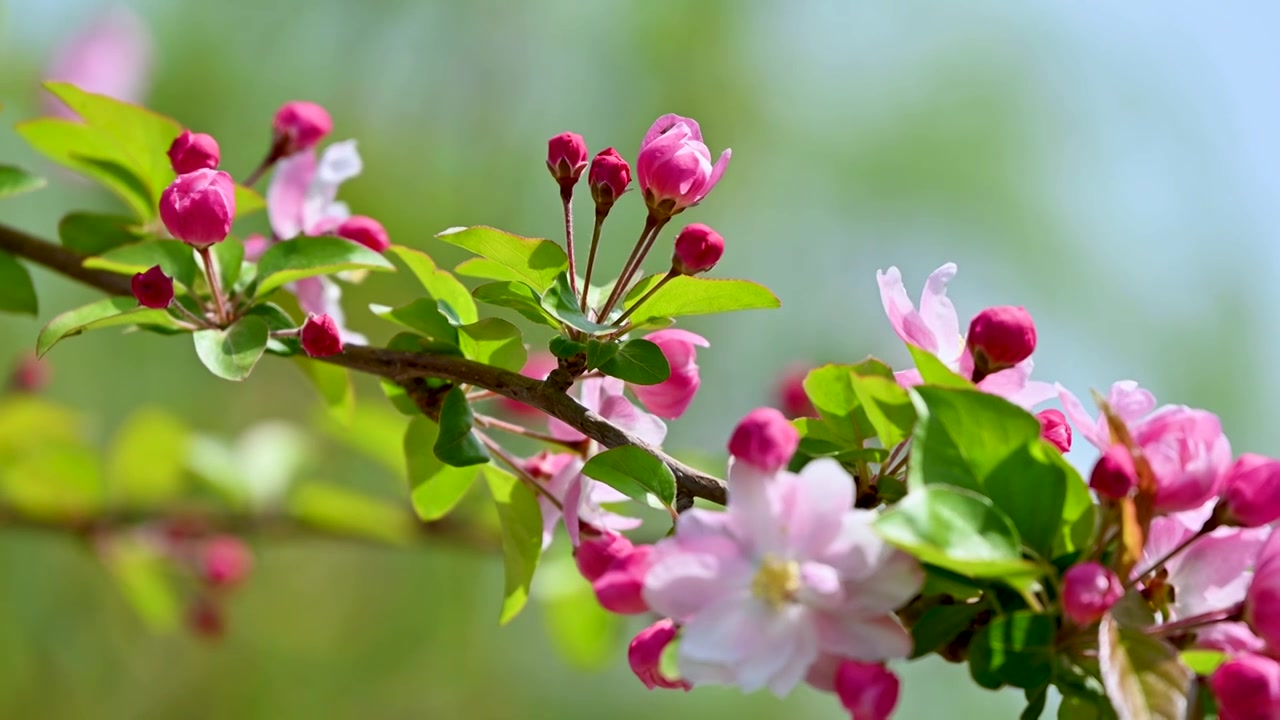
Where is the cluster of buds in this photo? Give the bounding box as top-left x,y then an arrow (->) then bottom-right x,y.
144,525 -> 253,640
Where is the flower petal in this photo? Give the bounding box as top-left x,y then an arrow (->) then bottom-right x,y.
267,149 -> 315,240
876,267 -> 938,353
814,612 -> 913,662
780,458 -> 854,558
918,263 -> 961,363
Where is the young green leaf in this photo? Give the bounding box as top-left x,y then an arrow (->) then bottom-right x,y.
434,387 -> 490,467
803,364 -> 872,446
619,275 -> 780,326
907,345 -> 971,388
472,281 -> 564,329
584,339 -> 620,370
581,446 -> 677,508
437,226 -> 568,293
0,165 -> 46,199
404,417 -> 479,521
385,245 -> 478,324
83,239 -> 201,289
540,272 -> 617,335
16,118 -> 156,218
454,257 -> 529,285
1179,650 -> 1227,677
37,296 -> 181,357
287,483 -> 416,545
599,339 -> 670,385
1098,613 -> 1193,720
58,212 -> 144,255
192,316 -> 269,381
458,318 -> 526,372
211,235 -> 245,292
908,601 -> 987,659
106,409 -> 189,508
255,237 -> 395,297
849,373 -> 916,447
483,464 -> 543,624
245,303 -> 300,355
967,611 -> 1056,690
369,299 -> 459,343
549,335 -> 588,359
0,251 -> 37,316
293,357 -> 354,424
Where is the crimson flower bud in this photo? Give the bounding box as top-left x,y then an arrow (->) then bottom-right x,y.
628,619 -> 691,691
300,313 -> 343,357
834,661 -> 900,720
1221,453 -> 1280,527
1091,444 -> 1138,499
1036,409 -> 1072,453
158,169 -> 236,249
1209,653 -> 1280,720
1061,562 -> 1123,625
546,132 -> 588,189
272,100 -> 332,157
728,407 -> 799,474
575,530 -> 636,583
636,113 -> 731,218
776,364 -> 817,419
187,597 -> 224,639
334,215 -> 390,253
8,353 -> 50,393
966,306 -> 1036,377
592,544 -> 653,614
671,223 -> 725,276
522,450 -> 573,480
130,264 -> 173,308
201,535 -> 252,588
588,147 -> 632,211
167,129 -> 220,174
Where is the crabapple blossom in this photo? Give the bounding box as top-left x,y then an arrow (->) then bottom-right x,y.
636,113 -> 731,217
629,329 -> 709,419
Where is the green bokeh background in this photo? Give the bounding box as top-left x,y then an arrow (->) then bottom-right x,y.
2,1 -> 1277,718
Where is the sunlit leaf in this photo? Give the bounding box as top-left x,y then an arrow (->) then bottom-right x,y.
83,239 -> 201,289
458,318 -> 526,372
58,212 -> 144,255
472,281 -> 563,329
255,236 -> 395,297
598,339 -> 670,385
582,445 -> 677,508
968,611 -> 1056,690
404,417 -> 479,521
369,299 -> 459,343
36,296 -> 181,357
0,251 -> 37,315
386,245 -> 478,324
434,387 -> 490,467
483,465 -> 543,624
106,409 -> 189,507
0,165 -> 46,199
1098,613 -> 1193,720
540,272 -> 615,334
620,274 -> 779,326
437,225 -> 567,292
192,316 -> 269,381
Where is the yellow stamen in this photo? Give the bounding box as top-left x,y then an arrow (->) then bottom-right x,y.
752,555 -> 800,608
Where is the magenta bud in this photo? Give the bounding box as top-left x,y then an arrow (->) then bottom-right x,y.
1246,532 -> 1280,651
547,132 -> 588,188
167,129 -> 220,174
158,169 -> 236,249
1061,561 -> 1124,626
728,407 -> 799,474
522,450 -> 574,481
671,223 -> 725,276
834,660 -> 900,720
592,544 -> 653,615
1221,453 -> 1280,527
966,306 -> 1037,373
776,364 -> 817,419
8,353 -> 50,393
130,264 -> 174,309
575,531 -> 636,583
588,147 -> 632,210
1209,654 -> 1280,720
628,619 -> 691,691
300,313 -> 343,357
636,113 -> 731,217
272,100 -> 332,157
334,215 -> 390,253
201,535 -> 252,588
1091,444 -> 1138,499
1036,409 -> 1072,453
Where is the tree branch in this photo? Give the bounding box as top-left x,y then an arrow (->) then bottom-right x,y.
0,222 -> 729,505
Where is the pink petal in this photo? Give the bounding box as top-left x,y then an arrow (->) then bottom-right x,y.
1056,383 -> 1109,450
779,459 -> 854,558
267,149 -> 315,239
1167,526 -> 1271,619
678,596 -> 817,695
642,114 -> 703,149
1108,381 -> 1158,424
726,460 -> 788,557
876,267 -> 938,353
301,139 -> 362,235
644,532 -> 753,621
694,148 -> 732,204
894,368 -> 924,389
814,612 -> 914,662
917,263 -> 961,362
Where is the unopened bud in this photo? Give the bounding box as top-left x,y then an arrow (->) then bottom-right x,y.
335,215 -> 390,253
300,313 -> 343,357
167,129 -> 220,174
201,535 -> 252,588
588,147 -> 632,211
1036,409 -> 1072,453
966,306 -> 1036,378
1062,561 -> 1124,625
1091,444 -> 1138,499
546,132 -> 588,189
130,264 -> 174,308
158,169 -> 236,249
272,100 -> 332,158
671,223 -> 724,276
728,407 -> 799,474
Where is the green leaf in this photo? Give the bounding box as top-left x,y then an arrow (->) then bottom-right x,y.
246,302 -> 300,355
404,417 -> 479,521
968,611 -> 1056,690
584,339 -> 620,370
539,558 -> 621,668
105,537 -> 182,631
369,299 -> 459,343
458,318 -> 526,372
1022,686 -> 1049,720
1058,689 -> 1121,720
909,601 -> 987,659
192,316 -> 269,381
619,275 -> 780,326
287,483 -> 416,545
58,212 -> 144,255
1098,613 -> 1194,720
0,165 -> 46,199
255,236 -> 395,297
378,333 -> 462,415
540,272 -> 616,334
599,339 -> 671,385
385,245 -> 478,324
1,442 -> 103,519
434,387 -> 490,467
37,296 -> 181,357
850,372 -> 916,447
233,184 -> 266,219
106,409 -> 189,507
83,239 -> 201,289
874,485 -> 1042,588
211,236 -> 244,292
16,117 -> 155,218
472,281 -> 563,329
0,252 -> 37,315
549,336 -> 587,359
437,225 -> 568,293
803,364 -> 874,446
1180,650 -> 1227,677
483,465 -> 543,624
454,257 -> 529,285
581,446 -> 677,508
908,345 -> 972,388
293,357 -> 354,424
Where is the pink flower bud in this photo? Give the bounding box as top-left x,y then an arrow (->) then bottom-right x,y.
1133,405 -> 1232,514
1221,453 -> 1280,527
1209,653 -> 1280,720
167,129 -> 220,174
671,223 -> 725,276
592,544 -> 653,614
728,407 -> 799,473
776,364 -> 817,419
1090,444 -> 1138,499
335,215 -> 390,253
636,113 -> 731,217
834,660 -> 900,720
966,306 -> 1036,373
501,353 -> 558,416
201,535 -> 252,588
272,101 -> 332,157
8,353 -> 50,393
130,264 -> 173,309
158,169 -> 236,249
1061,562 -> 1123,625
629,329 -> 709,419
628,619 -> 691,691
1036,409 -> 1072,453
546,132 -> 589,187
242,233 -> 271,263
575,530 -> 636,582
300,313 -> 343,357
1246,532 -> 1280,650
523,450 -> 574,481
588,147 -> 632,210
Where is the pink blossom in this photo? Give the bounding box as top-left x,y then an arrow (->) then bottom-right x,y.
267,139 -> 362,241
1036,409 -> 1071,453
159,169 -> 236,248
1222,453 -> 1280,527
636,114 -> 731,216
549,377 -> 666,446
300,313 -> 343,357
629,329 -> 709,419
575,530 -> 635,582
1056,380 -> 1157,450
643,458 -> 923,696
335,215 -> 390,253
728,407 -> 800,474
1061,562 -> 1124,626
592,544 -> 654,614
201,536 -> 252,588
1246,530 -> 1280,651
834,660 -> 900,720
1209,653 -> 1280,720
292,276 -> 366,345
44,8 -> 152,119
629,619 -> 691,691
877,263 -> 1054,410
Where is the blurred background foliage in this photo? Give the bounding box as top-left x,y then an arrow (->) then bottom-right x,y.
1,1 -> 1277,717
